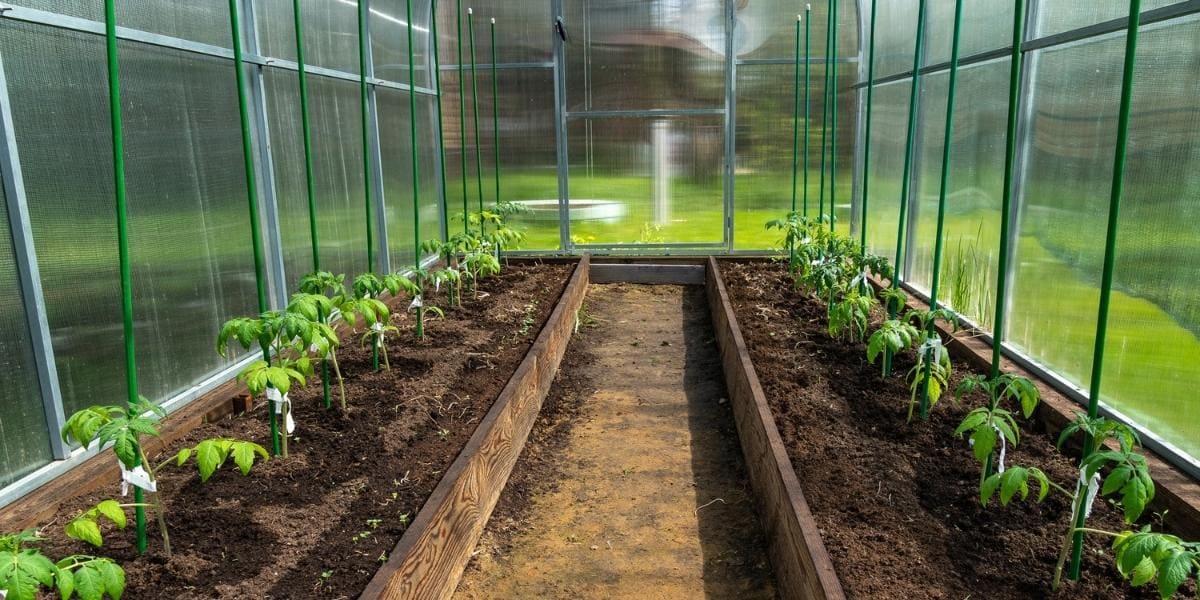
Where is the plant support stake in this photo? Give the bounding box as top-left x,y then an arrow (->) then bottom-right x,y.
358,0 -> 379,372
103,0 -> 148,555
918,0 -> 964,420
227,0 -> 280,455
468,8 -> 484,214
790,14 -> 801,263
1069,0 -> 1142,581
456,0 -> 469,232
817,1 -> 833,224
431,0 -> 450,241
828,0 -> 838,233
490,18 -> 501,212
859,0 -> 878,255
883,0 -> 927,377
803,4 -> 811,217
407,0 -> 425,339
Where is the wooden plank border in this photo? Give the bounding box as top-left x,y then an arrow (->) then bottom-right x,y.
590,263 -> 705,285
362,256 -> 591,599
705,257 -> 845,600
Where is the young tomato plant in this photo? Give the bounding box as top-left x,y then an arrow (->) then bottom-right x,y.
462,251 -> 501,298
344,273 -> 395,372
954,374 -> 1042,486
1107,528 -> 1198,599
904,307 -> 958,421
403,268 -> 447,341
61,401 -> 267,558
0,529 -> 126,600
827,290 -> 875,342
297,271 -> 348,409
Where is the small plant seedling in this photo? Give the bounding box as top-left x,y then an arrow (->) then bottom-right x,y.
1108,528 -> 1198,599
954,374 -> 1042,485
827,291 -> 875,342
0,529 -> 126,600
436,428 -> 450,440
866,319 -> 920,366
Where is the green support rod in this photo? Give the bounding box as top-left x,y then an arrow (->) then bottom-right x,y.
103,0 -> 148,555
1069,0 -> 1142,581
468,8 -> 484,214
791,14 -> 801,218
859,0 -> 878,255
407,0 -> 425,340
816,1 -> 833,224
918,0 -> 964,420
883,0 -> 927,377
803,4 -> 811,217
456,0 -> 469,232
431,0 -> 450,242
490,18 -> 501,212
990,0 -> 1027,380
228,0 -> 280,455
358,0 -> 379,372
828,0 -> 837,234
292,0 -> 331,410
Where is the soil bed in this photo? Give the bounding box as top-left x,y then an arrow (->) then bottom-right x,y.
38,262 -> 571,599
720,260 -> 1192,600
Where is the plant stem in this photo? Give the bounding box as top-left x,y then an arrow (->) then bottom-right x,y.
330,350 -> 346,409
138,448 -> 171,559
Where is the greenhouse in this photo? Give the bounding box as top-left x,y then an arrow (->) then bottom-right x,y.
0,0 -> 1197,598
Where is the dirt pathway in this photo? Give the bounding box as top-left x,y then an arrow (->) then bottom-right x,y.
456,284 -> 776,599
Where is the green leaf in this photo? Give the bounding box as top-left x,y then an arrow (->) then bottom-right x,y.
194,439 -> 226,483
98,560 -> 124,600
980,473 -> 1001,506
1157,551 -> 1195,599
71,562 -> 104,600
56,566 -> 74,600
1130,555 -> 1157,587
64,518 -> 103,548
971,426 -> 997,464
0,549 -> 57,600
94,501 -> 127,530
175,447 -> 192,467
999,467 -> 1029,506
230,441 -> 263,476
1103,465 -> 1134,497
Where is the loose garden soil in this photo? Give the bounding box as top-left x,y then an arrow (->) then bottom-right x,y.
720,260 -> 1194,600
37,262 -> 571,599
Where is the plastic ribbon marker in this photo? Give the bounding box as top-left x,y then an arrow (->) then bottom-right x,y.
1079,468 -> 1102,518
266,387 -> 295,434
119,462 -> 157,497
993,424 -> 1006,473
371,321 -> 385,349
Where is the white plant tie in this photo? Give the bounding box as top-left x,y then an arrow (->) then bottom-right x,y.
118,462 -> 157,496
372,320 -> 385,349
410,294 -> 423,310
850,267 -> 869,291
1079,467 -> 1102,518
435,277 -> 441,292
266,387 -> 295,434
994,424 -> 1006,474
918,335 -> 945,363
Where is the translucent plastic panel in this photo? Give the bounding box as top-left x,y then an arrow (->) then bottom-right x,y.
736,0 -> 859,60
2,24 -> 260,416
377,89 -> 440,270
257,0 -> 362,74
564,0 -> 725,111
905,60 -> 1007,330
254,0 -> 299,63
262,68 -> 316,288
568,117 -> 724,245
452,68 -> 558,250
372,0 -> 432,88
1098,18 -> 1200,462
1033,0 -> 1176,38
862,79 -> 913,266
436,0 -> 553,65
0,189 -> 53,487
871,0 -> 921,78
734,64 -> 857,250
11,1 -> 231,47
925,0 -> 1015,66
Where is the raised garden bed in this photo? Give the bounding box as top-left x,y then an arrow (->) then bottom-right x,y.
715,259 -> 1197,599
27,260 -> 579,599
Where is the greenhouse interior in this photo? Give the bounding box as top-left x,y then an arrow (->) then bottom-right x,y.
0,0 -> 1197,598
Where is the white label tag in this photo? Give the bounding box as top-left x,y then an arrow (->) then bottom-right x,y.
994,425 -> 1006,474
1080,468 -> 1102,518
265,388 -> 296,433
119,463 -> 157,496
410,295 -> 423,309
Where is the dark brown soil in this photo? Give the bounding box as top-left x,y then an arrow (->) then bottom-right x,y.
720,261 -> 1192,600
37,262 -> 571,599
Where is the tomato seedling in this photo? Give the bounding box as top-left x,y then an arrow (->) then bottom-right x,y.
0,529 -> 125,600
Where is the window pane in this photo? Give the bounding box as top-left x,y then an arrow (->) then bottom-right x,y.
258,0 -> 362,75
926,0 -> 1014,66
436,1 -> 552,65
862,79 -> 913,265
1033,0 -> 1177,38
736,0 -> 859,61
377,89 -> 440,270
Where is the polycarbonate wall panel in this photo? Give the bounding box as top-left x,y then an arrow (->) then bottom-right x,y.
871,0 -> 921,78
257,0 -> 362,75
905,60 -> 1007,331
436,1 -> 552,64
10,1 -> 231,46
736,0 -> 859,60
862,79 -> 912,266
254,0 -> 300,63
378,89 -> 440,270
568,117 -> 724,245
262,67 -> 317,288
372,0 -> 430,89
1033,0 -> 1177,38
925,0 -> 1014,65
734,63 -> 857,250
564,0 -> 725,111
2,23 -> 259,417
0,188 -> 53,487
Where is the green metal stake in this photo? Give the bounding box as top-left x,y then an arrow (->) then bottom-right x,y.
431,0 -> 450,242
817,1 -> 833,225
883,0 -> 927,377
490,18 -> 501,210
468,8 -> 484,215
407,0 -> 425,340
803,4 -> 811,218
103,0 -> 148,555
918,0 -> 964,420
1069,0 -> 1142,581
860,0 -> 878,255
829,0 -> 838,234
789,14 -> 801,264
456,0 -> 469,233
292,0 -> 331,410
228,0 -> 279,455
358,0 -> 379,371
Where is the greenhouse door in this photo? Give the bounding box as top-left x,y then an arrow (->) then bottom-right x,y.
554,0 -> 732,251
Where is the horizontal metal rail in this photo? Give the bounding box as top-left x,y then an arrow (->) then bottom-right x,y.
566,108 -> 725,120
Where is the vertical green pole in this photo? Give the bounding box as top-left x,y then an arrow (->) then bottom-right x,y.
490,19 -> 501,211
229,0 -> 279,455
293,0 -> 331,409
883,0 -> 927,377
803,4 -> 811,217
918,0 -> 964,420
431,0 -> 450,242
358,0 -> 380,371
817,2 -> 833,225
456,0 -> 469,232
791,15 -> 801,217
468,9 -> 484,214
990,0 -> 1027,382
407,0 -> 425,340
860,0 -> 878,255
1069,0 -> 1142,580
103,0 -> 148,555
828,0 -> 838,234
